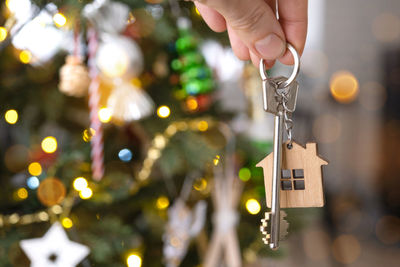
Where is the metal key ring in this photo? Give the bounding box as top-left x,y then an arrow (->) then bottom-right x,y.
259,43 -> 300,88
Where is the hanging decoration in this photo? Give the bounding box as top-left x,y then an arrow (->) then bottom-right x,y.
107,79 -> 154,122
171,17 -> 215,113
87,28 -> 105,181
59,55 -> 90,97
163,174 -> 207,267
84,0 -> 154,122
20,222 -> 90,267
204,137 -> 243,267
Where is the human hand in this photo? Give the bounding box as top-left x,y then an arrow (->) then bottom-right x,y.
193,0 -> 308,68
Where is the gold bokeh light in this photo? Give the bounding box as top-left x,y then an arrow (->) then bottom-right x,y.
330,71 -> 359,103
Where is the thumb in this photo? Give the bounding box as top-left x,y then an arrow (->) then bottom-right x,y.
199,0 -> 286,60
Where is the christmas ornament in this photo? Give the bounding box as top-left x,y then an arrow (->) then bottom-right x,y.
107,80 -> 154,122
20,222 -> 90,267
59,55 -> 90,97
96,34 -> 143,79
204,154 -> 243,267
163,174 -> 207,267
171,17 -> 215,111
37,177 -> 66,207
163,199 -> 207,267
256,43 -> 328,250
87,28 -> 105,181
83,0 -> 130,34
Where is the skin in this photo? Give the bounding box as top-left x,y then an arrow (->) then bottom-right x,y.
193,0 -> 308,68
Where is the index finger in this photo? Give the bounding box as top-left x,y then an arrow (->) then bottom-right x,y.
277,0 -> 308,65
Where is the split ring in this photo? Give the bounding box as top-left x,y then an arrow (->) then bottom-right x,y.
259,43 -> 300,88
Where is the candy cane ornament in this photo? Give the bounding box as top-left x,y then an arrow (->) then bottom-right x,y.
87,28 -> 104,181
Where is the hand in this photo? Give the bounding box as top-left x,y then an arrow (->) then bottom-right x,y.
194,0 -> 308,68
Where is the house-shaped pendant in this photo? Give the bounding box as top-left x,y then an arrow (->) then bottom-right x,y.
256,141 -> 328,208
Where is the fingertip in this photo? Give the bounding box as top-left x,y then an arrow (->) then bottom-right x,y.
195,2 -> 227,32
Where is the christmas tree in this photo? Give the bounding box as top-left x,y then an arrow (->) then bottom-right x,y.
0,0 -> 299,266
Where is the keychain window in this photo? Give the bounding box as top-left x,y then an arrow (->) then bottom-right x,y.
281,169 -> 305,191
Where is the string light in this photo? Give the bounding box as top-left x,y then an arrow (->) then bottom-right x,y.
119,148 -> 133,162
193,178 -> 207,192
186,97 -> 198,111
157,105 -> 171,118
41,136 -> 57,153
127,253 -> 142,267
28,162 -> 42,176
16,188 -> 28,200
4,109 -> 18,124
156,196 -> 169,210
213,155 -> 220,166
238,168 -> 251,182
27,176 -> 40,190
19,50 -> 32,64
98,107 -> 112,123
73,177 -> 88,192
53,12 -> 67,28
197,120 -> 208,132
61,217 -> 73,229
79,187 -> 93,200
0,27 -> 7,42
194,7 -> 201,16
246,199 -> 261,215
82,128 -> 96,142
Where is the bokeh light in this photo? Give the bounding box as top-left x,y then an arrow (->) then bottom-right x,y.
197,120 -> 208,132
375,216 -> 400,245
157,105 -> 171,118
61,217 -> 73,229
213,155 -> 220,166
331,234 -> 361,264
372,13 -> 400,42
186,97 -> 198,111
53,13 -> 67,28
19,50 -> 32,64
79,187 -> 93,199
17,188 -> 28,200
118,148 -> 133,162
239,168 -> 251,182
127,253 -> 142,267
313,114 -> 342,144
37,177 -> 66,207
330,71 -> 359,103
28,162 -> 42,176
246,199 -> 261,215
82,128 -> 96,142
27,176 -> 40,190
41,136 -> 58,153
193,178 -> 207,192
0,27 -> 8,42
73,177 -> 88,192
98,107 -> 112,123
156,196 -> 169,210
4,109 -> 18,124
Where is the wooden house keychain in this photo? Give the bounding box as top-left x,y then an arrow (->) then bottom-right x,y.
256,44 -> 328,250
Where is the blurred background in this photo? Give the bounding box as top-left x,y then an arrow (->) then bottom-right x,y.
0,0 -> 399,266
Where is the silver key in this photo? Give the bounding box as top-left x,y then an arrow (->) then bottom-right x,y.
269,111 -> 284,249
262,77 -> 299,115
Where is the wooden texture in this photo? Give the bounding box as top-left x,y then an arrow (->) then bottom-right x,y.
256,141 -> 328,208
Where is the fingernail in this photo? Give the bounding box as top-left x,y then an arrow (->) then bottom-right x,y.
255,33 -> 285,60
